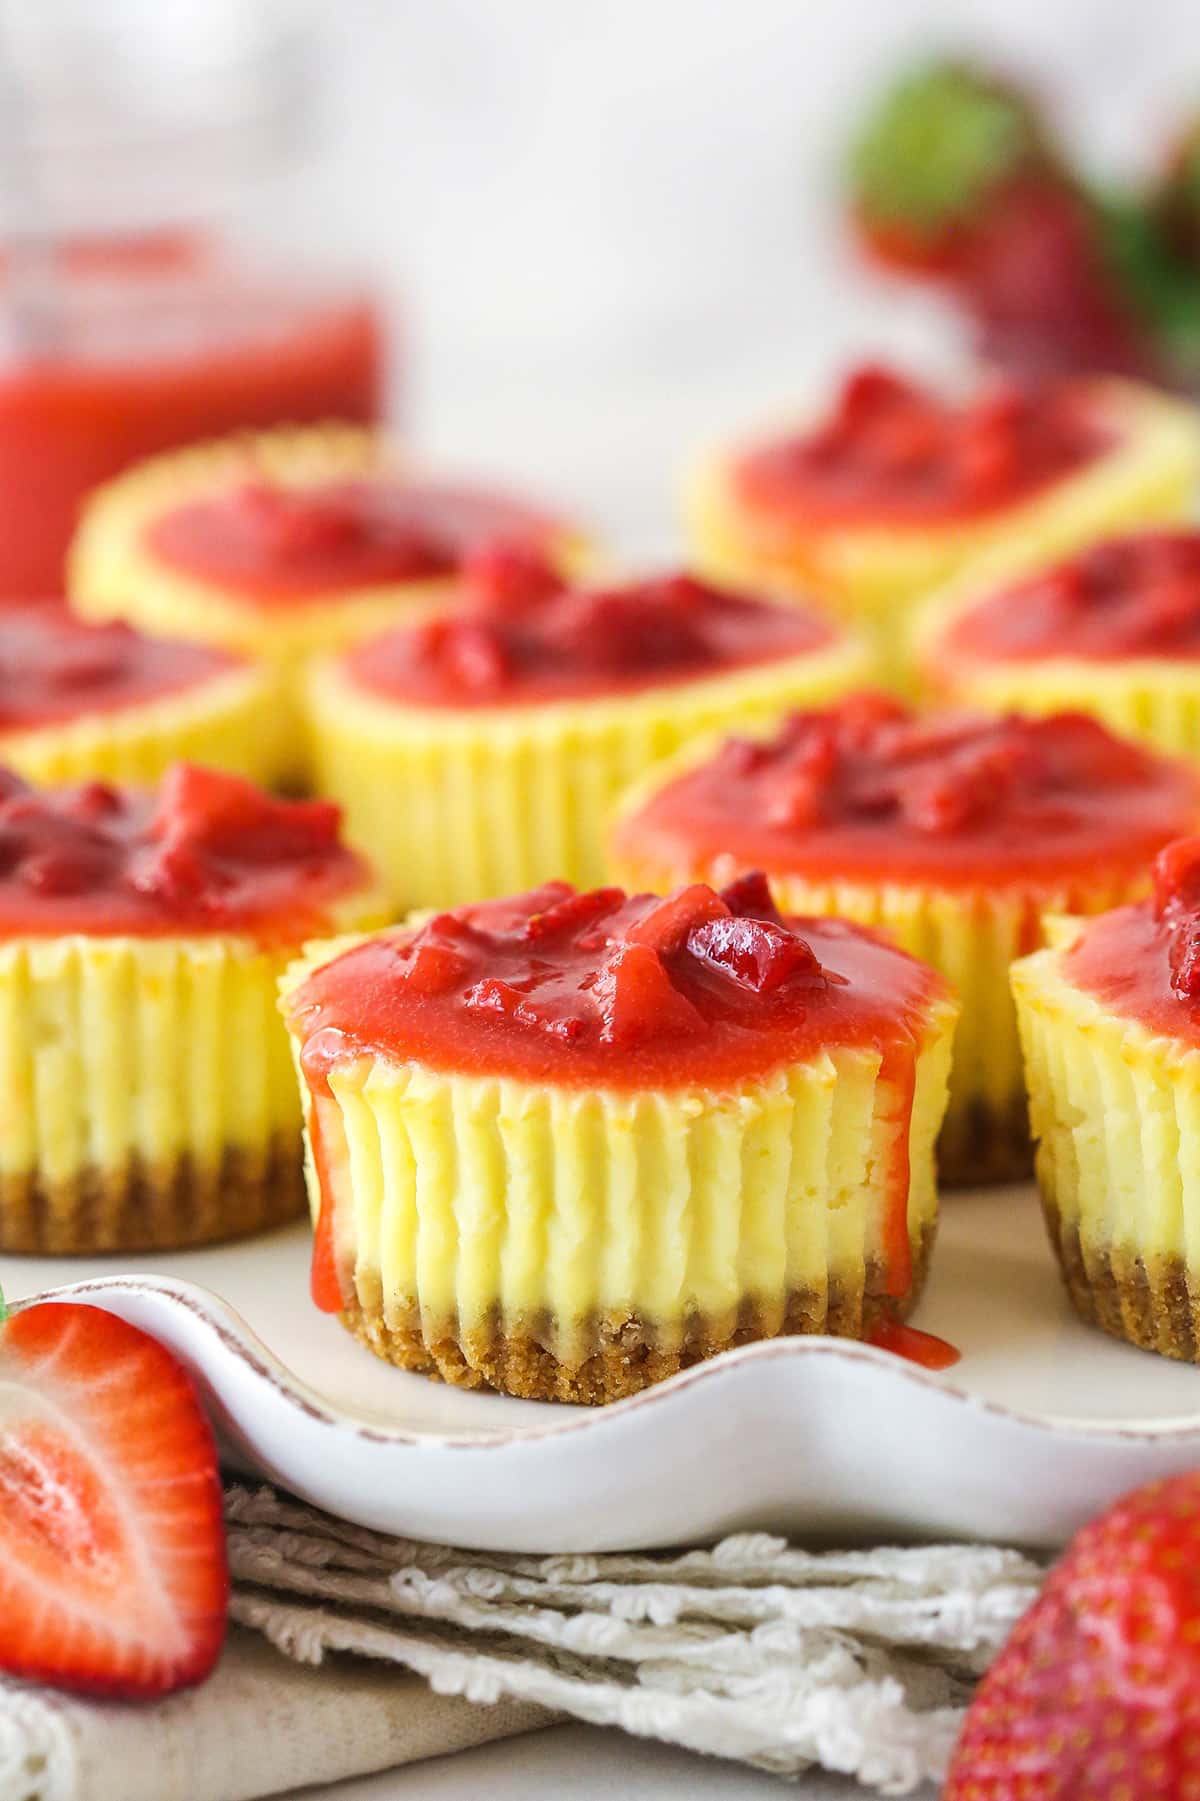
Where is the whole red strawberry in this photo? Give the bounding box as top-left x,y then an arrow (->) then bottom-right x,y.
0,1296 -> 228,1697
846,59 -> 1055,277
962,180 -> 1158,382
945,1471 -> 1200,1798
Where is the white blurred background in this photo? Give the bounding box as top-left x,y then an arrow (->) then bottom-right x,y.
296,0 -> 1200,547
6,0 -> 1200,549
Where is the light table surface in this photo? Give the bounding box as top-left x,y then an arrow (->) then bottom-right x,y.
294,1724 -> 939,1799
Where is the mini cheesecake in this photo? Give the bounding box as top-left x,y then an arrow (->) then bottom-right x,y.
1013,837 -> 1200,1361
0,762 -> 387,1254
685,364 -> 1200,657
610,694 -> 1200,1182
0,603 -> 275,787
281,873 -> 956,1403
68,426 -> 588,775
306,548 -> 876,907
915,528 -> 1200,761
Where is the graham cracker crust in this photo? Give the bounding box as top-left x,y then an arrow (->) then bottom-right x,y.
340,1226 -> 936,1404
1042,1200 -> 1200,1362
938,1090 -> 1033,1187
0,1138 -> 306,1255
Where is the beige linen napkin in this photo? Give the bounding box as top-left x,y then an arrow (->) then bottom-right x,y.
0,1628 -> 554,1801
0,1483 -> 1044,1800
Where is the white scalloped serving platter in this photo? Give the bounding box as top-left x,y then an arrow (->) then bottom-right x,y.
5,1183 -> 1200,1554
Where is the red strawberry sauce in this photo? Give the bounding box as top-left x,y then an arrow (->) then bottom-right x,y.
0,763 -> 367,942
1064,837 -> 1200,1042
733,364 -> 1111,526
342,557 -> 834,708
867,1317 -> 961,1369
611,694 -> 1200,889
942,529 -> 1200,662
143,477 -> 562,603
0,604 -> 242,732
286,872 -> 950,1309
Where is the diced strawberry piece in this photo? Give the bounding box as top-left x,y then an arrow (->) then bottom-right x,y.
626,885 -> 730,956
523,886 -> 625,943
442,619 -> 512,691
1154,835 -> 1200,916
68,780 -> 123,822
463,976 -> 584,1042
1169,917 -> 1200,999
687,914 -> 823,993
0,1301 -> 227,1698
19,843 -> 113,896
718,870 -> 787,926
838,363 -> 925,425
465,539 -> 566,609
945,1471 -> 1200,1799
232,480 -> 367,558
1033,711 -> 1149,786
396,939 -> 469,995
765,769 -> 827,830
594,943 -> 704,1046
154,765 -> 341,861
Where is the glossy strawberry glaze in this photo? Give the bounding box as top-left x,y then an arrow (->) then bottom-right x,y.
290,873 -> 949,1307
0,764 -> 367,943
612,694 -> 1200,889
143,477 -> 560,605
0,604 -> 242,731
733,365 -> 1112,528
343,556 -> 835,709
942,530 -> 1200,663
867,1317 -> 962,1369
1063,838 -> 1200,1044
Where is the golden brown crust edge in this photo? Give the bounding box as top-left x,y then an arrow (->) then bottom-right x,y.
1042,1200 -> 1200,1364
938,1089 -> 1033,1187
0,1138 -> 306,1255
339,1226 -> 937,1404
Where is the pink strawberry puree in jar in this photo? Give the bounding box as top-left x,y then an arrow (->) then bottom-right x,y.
0,9 -> 388,596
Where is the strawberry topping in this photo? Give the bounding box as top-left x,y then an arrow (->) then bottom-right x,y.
612,694 -> 1200,888
734,364 -> 1111,525
0,1298 -> 227,1698
144,477 -> 561,603
0,763 -> 366,940
945,529 -> 1200,662
342,564 -> 832,708
1062,836 -> 1200,1036
0,604 -> 242,731
284,873 -> 947,1092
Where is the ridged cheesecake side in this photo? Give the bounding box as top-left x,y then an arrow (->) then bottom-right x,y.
0,660 -> 279,789
1013,926 -> 1200,1361
305,631 -> 876,907
0,888 -> 391,1255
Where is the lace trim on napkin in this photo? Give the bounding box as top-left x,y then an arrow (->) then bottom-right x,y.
225,1484 -> 1044,1795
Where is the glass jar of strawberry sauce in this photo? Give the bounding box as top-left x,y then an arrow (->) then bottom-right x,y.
0,5 -> 388,598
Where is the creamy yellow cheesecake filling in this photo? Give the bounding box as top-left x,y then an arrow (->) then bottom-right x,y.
287,1013 -> 955,1368
0,660 -> 279,789
307,629 -> 875,907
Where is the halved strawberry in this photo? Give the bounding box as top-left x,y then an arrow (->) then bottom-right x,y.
0,1297 -> 228,1698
